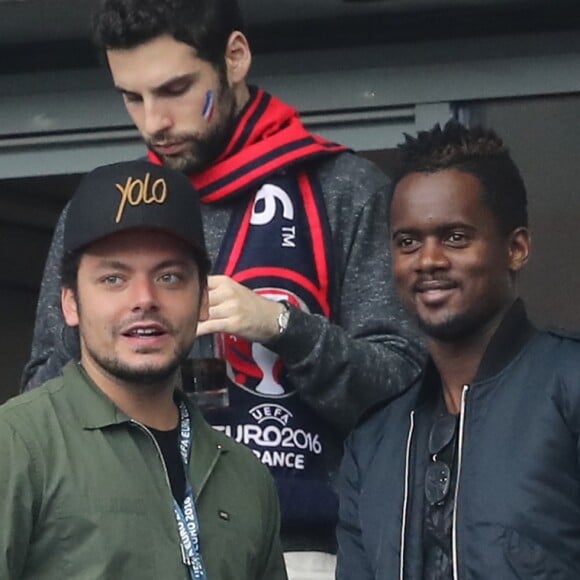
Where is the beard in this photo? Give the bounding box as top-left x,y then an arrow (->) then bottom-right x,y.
147,81 -> 238,174
415,304 -> 500,343
78,307 -> 193,388
85,342 -> 187,387
417,312 -> 480,342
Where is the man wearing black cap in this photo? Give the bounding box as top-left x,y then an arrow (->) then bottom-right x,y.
0,160 -> 287,580
23,3 -> 424,576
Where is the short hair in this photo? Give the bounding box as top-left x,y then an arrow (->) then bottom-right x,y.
393,121 -> 528,235
60,248 -> 83,293
60,243 -> 211,292
92,0 -> 245,70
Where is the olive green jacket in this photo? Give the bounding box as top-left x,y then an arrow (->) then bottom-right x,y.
0,362 -> 287,580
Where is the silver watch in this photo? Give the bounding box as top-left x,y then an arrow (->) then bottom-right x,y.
276,301 -> 291,335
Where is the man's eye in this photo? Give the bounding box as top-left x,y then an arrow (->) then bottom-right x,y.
123,93 -> 142,104
159,273 -> 182,284
102,275 -> 124,285
396,236 -> 419,251
162,82 -> 191,97
447,232 -> 468,245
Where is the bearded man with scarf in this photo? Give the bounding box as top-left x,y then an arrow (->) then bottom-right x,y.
21,1 -> 424,577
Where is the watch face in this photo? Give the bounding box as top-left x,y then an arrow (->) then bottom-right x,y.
217,291 -> 305,398
278,308 -> 290,333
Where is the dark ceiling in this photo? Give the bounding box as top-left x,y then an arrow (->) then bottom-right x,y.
1,0 -> 579,74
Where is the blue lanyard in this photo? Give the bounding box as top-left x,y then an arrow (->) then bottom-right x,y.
174,401 -> 207,580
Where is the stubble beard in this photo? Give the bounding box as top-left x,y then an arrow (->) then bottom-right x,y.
78,306 -> 193,389
85,342 -> 188,388
416,311 -> 481,343
148,82 -> 238,174
415,302 -> 502,344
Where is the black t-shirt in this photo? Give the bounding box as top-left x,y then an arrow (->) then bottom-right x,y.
423,402 -> 459,580
149,426 -> 186,505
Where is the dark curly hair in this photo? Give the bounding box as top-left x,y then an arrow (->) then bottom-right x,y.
92,0 -> 245,71
393,121 -> 528,235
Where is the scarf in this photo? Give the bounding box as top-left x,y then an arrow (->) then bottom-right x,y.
151,88 -> 349,529
149,86 -> 347,395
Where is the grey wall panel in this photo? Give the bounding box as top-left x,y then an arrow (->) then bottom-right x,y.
0,287 -> 37,403
468,95 -> 580,330
1,31 -> 579,179
0,139 -> 145,179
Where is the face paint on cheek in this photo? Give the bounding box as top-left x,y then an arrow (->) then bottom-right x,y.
201,90 -> 215,122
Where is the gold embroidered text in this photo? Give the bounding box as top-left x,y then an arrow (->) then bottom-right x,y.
115,173 -> 168,223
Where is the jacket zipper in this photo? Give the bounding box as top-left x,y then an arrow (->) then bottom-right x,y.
452,385 -> 469,580
131,420 -> 196,568
130,420 -> 173,493
130,420 -> 223,500
399,411 -> 416,580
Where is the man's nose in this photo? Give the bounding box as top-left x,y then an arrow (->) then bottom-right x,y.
143,98 -> 173,137
130,277 -> 159,312
417,238 -> 449,272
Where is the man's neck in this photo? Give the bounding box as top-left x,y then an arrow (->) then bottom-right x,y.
428,309 -> 508,414
429,342 -> 485,414
234,82 -> 251,116
80,359 -> 180,430
112,384 -> 179,431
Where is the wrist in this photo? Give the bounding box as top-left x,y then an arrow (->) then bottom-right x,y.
262,300 -> 290,344
275,300 -> 291,336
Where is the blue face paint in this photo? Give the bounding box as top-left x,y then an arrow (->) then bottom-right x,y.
201,90 -> 215,121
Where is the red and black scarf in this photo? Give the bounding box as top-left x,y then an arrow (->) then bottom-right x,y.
153,89 -> 347,520
149,87 -> 346,322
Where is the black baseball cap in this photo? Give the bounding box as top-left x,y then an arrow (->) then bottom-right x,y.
63,160 -> 207,261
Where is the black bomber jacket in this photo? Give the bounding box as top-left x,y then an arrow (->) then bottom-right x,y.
337,299 -> 580,580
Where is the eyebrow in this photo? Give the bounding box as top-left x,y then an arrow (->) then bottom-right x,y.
391,228 -> 418,241
95,258 -> 192,270
115,73 -> 198,97
153,258 -> 195,272
392,223 -> 476,239
94,259 -> 131,271
96,258 -> 197,274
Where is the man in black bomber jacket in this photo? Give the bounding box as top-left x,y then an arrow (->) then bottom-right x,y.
336,121 -> 580,580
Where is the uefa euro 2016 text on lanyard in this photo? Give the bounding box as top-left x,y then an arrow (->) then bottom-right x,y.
175,400 -> 207,580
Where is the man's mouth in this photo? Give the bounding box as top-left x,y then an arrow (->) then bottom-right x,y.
124,328 -> 163,337
414,279 -> 456,293
121,323 -> 169,339
413,279 -> 457,305
153,141 -> 188,156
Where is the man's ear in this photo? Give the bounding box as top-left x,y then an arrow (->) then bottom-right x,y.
507,227 -> 531,273
61,287 -> 80,327
198,286 -> 210,323
224,31 -> 251,86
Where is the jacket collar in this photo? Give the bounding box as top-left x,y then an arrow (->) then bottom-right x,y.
416,299 -> 536,407
62,361 -> 229,494
63,361 -> 224,435
473,298 -> 536,382
62,362 -> 131,429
